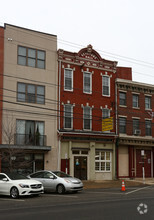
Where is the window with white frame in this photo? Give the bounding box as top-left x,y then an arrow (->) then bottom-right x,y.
119,92 -> 126,106
102,75 -> 110,96
145,96 -> 151,109
132,94 -> 139,108
145,120 -> 152,136
83,72 -> 92,94
102,108 -> 110,119
64,69 -> 73,91
95,150 -> 111,172
64,104 -> 73,129
83,106 -> 91,130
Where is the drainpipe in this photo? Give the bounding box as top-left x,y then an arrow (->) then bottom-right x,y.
58,60 -> 61,170
115,81 -> 118,179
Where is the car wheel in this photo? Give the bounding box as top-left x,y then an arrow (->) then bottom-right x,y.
10,187 -> 19,199
57,184 -> 65,194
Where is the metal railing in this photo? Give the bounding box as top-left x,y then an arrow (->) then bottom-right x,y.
14,134 -> 46,146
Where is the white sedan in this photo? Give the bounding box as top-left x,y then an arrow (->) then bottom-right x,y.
0,173 -> 44,199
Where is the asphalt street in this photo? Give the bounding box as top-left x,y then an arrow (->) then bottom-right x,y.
0,186 -> 154,220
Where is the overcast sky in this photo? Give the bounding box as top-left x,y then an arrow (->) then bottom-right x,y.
1,0 -> 154,84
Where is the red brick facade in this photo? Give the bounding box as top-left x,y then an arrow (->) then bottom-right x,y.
58,45 -> 132,180
116,79 -> 154,178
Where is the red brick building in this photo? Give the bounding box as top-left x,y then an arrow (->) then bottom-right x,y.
58,45 -> 132,180
116,79 -> 154,178
0,26 -> 4,172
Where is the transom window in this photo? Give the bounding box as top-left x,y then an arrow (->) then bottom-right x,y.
119,92 -> 126,106
95,151 -> 111,172
83,72 -> 92,94
17,82 -> 45,104
132,94 -> 139,108
18,46 -> 45,69
64,69 -> 73,91
83,106 -> 92,130
64,104 -> 73,129
102,75 -> 110,96
145,96 -> 151,109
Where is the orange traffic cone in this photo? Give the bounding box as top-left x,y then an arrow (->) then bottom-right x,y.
121,180 -> 126,192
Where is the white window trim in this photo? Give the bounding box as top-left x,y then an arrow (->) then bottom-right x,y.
95,151 -> 112,172
64,104 -> 73,129
83,71 -> 92,94
132,94 -> 139,108
83,106 -> 92,131
145,96 -> 151,110
102,75 -> 110,97
64,68 -> 73,92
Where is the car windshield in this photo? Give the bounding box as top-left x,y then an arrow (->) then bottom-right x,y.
6,173 -> 29,180
52,171 -> 71,178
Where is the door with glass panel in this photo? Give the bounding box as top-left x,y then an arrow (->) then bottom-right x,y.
74,156 -> 87,180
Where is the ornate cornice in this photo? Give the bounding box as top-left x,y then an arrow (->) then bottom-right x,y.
58,45 -> 117,73
119,136 -> 154,146
116,79 -> 154,94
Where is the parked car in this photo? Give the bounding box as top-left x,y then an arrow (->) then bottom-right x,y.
28,170 -> 83,194
0,173 -> 44,199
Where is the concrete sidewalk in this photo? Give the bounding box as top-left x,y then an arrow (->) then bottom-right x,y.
83,178 -> 154,189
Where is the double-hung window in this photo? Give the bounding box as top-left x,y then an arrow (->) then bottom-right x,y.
64,104 -> 73,129
83,72 -> 92,94
17,82 -> 45,104
83,106 -> 91,130
132,94 -> 139,108
119,117 -> 126,134
133,119 -> 140,135
145,96 -> 151,109
64,69 -> 73,91
119,92 -> 126,106
145,120 -> 152,136
95,151 -> 111,172
102,75 -> 110,96
18,46 -> 45,69
102,108 -> 110,119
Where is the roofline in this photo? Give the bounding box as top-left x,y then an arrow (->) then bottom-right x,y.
116,78 -> 154,89
4,23 -> 57,38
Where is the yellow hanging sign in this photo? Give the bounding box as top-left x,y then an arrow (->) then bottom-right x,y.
102,117 -> 113,132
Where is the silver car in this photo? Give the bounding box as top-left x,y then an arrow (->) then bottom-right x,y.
28,170 -> 83,194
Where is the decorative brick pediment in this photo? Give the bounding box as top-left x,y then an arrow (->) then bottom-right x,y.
78,44 -> 101,61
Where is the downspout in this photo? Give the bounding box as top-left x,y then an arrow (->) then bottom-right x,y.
115,80 -> 118,179
58,60 -> 61,170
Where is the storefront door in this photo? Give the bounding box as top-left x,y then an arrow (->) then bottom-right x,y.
74,156 -> 87,180
136,149 -> 151,177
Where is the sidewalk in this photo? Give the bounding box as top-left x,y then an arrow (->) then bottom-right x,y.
83,178 -> 154,189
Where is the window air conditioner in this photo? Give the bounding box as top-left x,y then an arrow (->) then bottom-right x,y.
134,129 -> 141,135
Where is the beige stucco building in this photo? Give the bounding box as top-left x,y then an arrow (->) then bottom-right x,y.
1,24 -> 58,174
